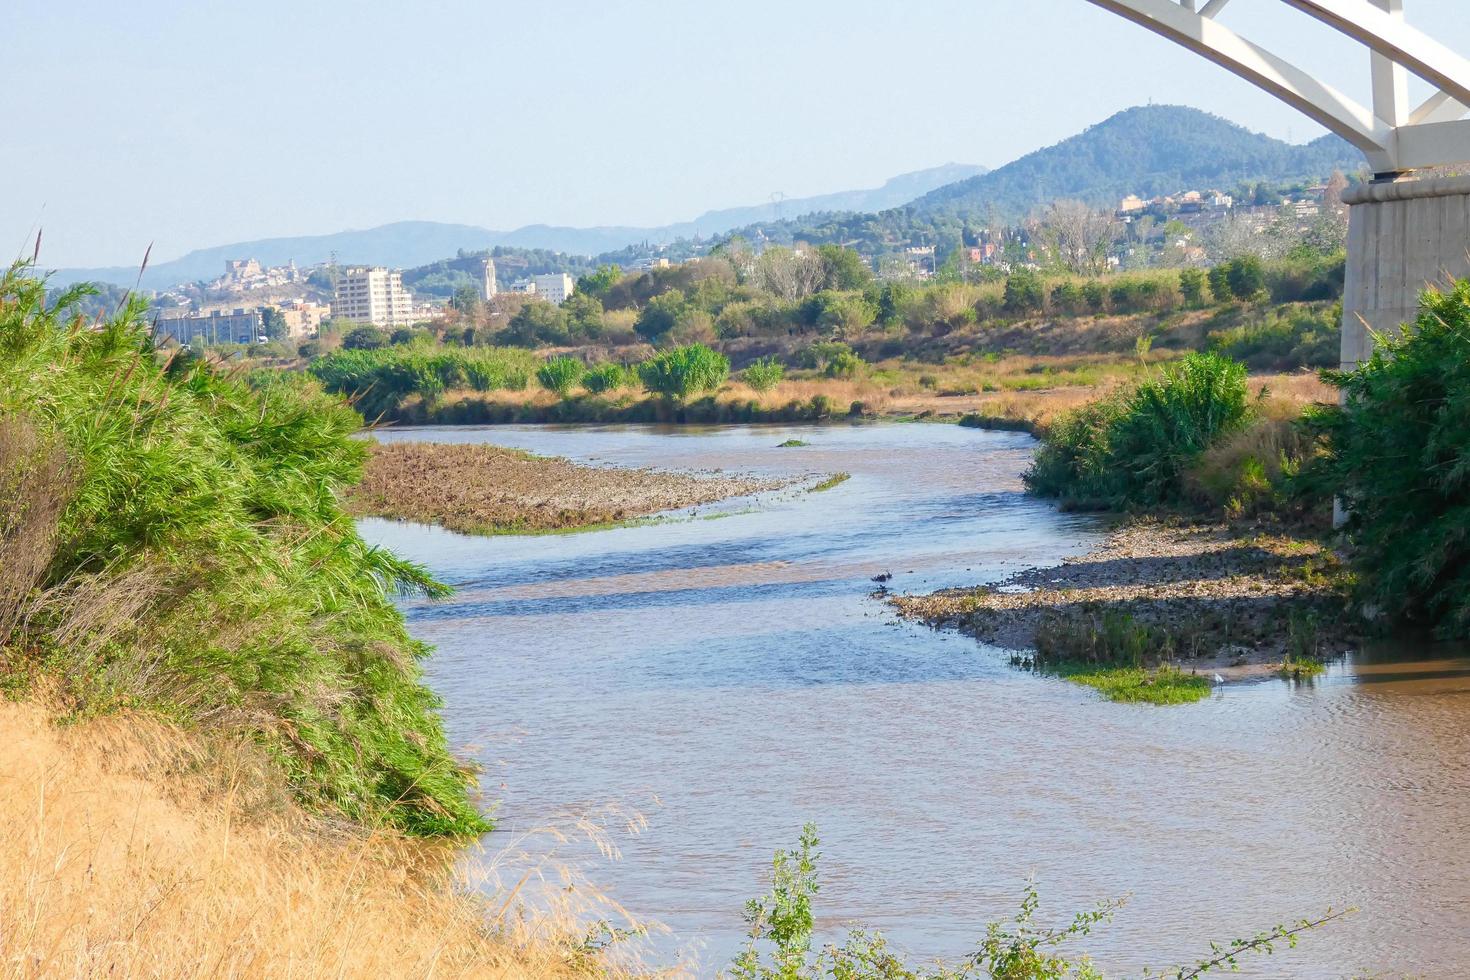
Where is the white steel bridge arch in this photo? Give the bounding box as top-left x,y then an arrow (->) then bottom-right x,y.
1082,0 -> 1470,174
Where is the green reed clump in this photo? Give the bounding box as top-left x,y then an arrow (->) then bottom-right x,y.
0,262 -> 486,838
638,343 -> 730,402
1304,279 -> 1470,639
582,361 -> 634,394
743,356 -> 785,393
310,346 -> 536,416
1026,351 -> 1251,509
536,356 -> 586,398
1025,610 -> 1212,704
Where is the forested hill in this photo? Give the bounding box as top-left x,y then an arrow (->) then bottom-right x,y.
718,105 -> 1365,253
912,104 -> 1363,217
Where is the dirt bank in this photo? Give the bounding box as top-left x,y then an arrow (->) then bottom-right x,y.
348,440 -> 793,535
890,519 -> 1360,681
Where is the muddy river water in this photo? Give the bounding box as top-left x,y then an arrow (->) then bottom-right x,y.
360,422 -> 1470,977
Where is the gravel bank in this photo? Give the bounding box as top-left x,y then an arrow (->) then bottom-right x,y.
890,519 -> 1360,680
348,440 -> 792,535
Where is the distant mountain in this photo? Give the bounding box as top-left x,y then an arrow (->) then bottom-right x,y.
911,104 -> 1361,217
714,105 -> 1366,256
48,163 -> 986,290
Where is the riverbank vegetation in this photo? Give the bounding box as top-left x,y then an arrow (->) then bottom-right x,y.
0,263 -> 481,837
268,246 -> 1345,431
348,440 -> 790,535
903,276 -> 1470,700
0,698 -> 635,978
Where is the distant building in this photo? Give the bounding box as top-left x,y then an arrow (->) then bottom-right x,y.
224,258 -> 263,279
155,307 -> 264,346
275,300 -> 331,338
1118,195 -> 1146,214
332,267 -> 415,327
480,258 -> 499,301
531,273 -> 574,306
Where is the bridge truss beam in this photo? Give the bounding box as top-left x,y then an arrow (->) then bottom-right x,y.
1085,0 -> 1470,173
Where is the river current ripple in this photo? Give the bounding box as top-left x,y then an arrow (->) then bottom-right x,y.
361,422 -> 1470,978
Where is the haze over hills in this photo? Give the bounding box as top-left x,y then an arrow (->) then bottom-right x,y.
718,105 -> 1367,251
49,106 -> 1368,292
48,163 -> 986,291
910,104 -> 1363,217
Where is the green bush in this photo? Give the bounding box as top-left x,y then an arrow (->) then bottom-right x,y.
582,362 -> 632,394
342,324 -> 386,350
1208,304 -> 1338,370
1309,280 -> 1470,636
638,343 -> 730,401
1179,267 -> 1207,306
310,346 -> 536,415
536,356 -> 585,397
1225,256 -> 1267,300
1003,269 -> 1045,313
743,356 -> 785,393
1026,352 -> 1252,508
824,349 -> 865,380
0,264 -> 485,837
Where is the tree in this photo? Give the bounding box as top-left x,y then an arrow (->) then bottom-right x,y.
260,306 -> 287,341
1178,267 -> 1207,306
563,292 -> 605,339
638,344 -> 729,401
576,264 -> 623,299
1037,199 -> 1118,276
449,285 -> 481,316
1207,264 -> 1232,303
634,291 -> 686,341
751,247 -> 825,300
503,300 -> 568,346
342,324 -> 386,350
815,245 -> 871,291
389,327 -> 415,345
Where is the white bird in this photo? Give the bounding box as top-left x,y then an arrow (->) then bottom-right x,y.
1213,673 -> 1226,684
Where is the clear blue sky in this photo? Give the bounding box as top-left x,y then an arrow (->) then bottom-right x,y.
6,0 -> 1468,267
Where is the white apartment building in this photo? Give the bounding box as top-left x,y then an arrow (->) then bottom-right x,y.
531,273 -> 574,306
332,267 -> 415,327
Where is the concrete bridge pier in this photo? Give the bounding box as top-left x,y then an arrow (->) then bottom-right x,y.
1341,175 -> 1470,370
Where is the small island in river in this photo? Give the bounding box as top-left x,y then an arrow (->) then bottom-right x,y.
347,439 -> 794,535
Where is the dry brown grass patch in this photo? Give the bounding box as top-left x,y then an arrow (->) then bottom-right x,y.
0,699 -> 659,979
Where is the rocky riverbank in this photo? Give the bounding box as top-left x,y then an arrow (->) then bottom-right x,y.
891,519 -> 1361,682
348,440 -> 793,535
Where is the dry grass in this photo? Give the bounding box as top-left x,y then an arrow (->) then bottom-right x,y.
0,416 -> 73,646
0,700 -> 661,979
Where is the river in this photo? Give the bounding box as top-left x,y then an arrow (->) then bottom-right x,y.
359,422 -> 1470,978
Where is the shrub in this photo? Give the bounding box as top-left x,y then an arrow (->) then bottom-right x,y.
1179,267 -> 1207,306
1208,305 -> 1338,370
582,362 -> 631,394
1207,264 -> 1232,303
1225,256 -> 1267,300
638,343 -> 729,401
342,324 -> 386,350
824,348 -> 865,380
536,356 -> 585,397
1185,414 -> 1315,518
743,356 -> 785,393
634,291 -> 686,341
0,263 -> 484,837
1026,352 -> 1251,508
1003,269 -> 1045,313
1308,279 -> 1470,636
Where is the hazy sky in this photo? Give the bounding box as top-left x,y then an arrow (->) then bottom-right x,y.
6,0 -> 1469,267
